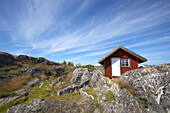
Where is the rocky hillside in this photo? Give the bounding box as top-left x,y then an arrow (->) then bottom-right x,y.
0,52 -> 60,68
0,52 -> 169,113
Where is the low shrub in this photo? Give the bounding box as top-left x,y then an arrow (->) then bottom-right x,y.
76,64 -> 95,70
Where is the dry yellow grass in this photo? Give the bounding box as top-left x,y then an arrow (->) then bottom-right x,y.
0,74 -> 31,98
64,73 -> 73,81
113,78 -> 136,96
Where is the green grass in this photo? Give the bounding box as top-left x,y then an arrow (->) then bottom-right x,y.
104,91 -> 116,102
61,71 -> 69,76
22,80 -> 82,105
0,71 -> 6,74
0,70 -> 19,75
0,96 -> 28,113
141,100 -> 147,108
84,87 -> 98,99
91,102 -> 101,107
8,71 -> 19,75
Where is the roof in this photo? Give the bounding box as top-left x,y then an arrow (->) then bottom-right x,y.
98,45 -> 147,64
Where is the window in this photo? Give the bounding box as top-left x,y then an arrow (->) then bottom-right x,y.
121,58 -> 130,67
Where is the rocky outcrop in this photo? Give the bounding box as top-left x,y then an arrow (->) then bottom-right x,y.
7,105 -> 42,113
0,74 -> 15,80
24,78 -> 41,88
16,55 -> 60,66
0,89 -> 29,107
12,89 -> 29,96
0,52 -> 15,68
103,89 -> 143,113
0,96 -> 21,107
80,90 -> 94,100
7,99 -> 103,113
0,52 -> 60,68
57,68 -> 106,95
27,67 -> 42,76
120,64 -> 170,113
53,68 -> 66,77
5,64 -> 170,113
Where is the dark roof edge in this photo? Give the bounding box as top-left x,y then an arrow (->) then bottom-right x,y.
98,45 -> 147,63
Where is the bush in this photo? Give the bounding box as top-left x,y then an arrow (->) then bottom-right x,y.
62,61 -> 67,65
77,64 -> 95,70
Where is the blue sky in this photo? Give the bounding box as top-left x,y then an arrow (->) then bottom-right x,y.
0,0 -> 170,65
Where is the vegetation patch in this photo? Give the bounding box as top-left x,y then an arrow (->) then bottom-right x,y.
8,70 -> 20,75
0,74 -> 31,98
113,78 -> 136,96
104,91 -> 116,102
76,64 -> 95,70
91,102 -> 101,107
0,96 -> 28,113
141,100 -> 147,108
84,87 -> 98,99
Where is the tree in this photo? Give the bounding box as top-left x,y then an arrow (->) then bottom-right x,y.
76,63 -> 81,67
62,61 -> 67,65
68,61 -> 74,66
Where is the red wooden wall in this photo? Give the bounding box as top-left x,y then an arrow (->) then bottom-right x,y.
104,49 -> 138,78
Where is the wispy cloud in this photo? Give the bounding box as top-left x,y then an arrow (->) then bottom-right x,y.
126,36 -> 170,48
0,0 -> 170,64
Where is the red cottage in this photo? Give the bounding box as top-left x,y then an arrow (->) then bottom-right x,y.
98,45 -> 147,78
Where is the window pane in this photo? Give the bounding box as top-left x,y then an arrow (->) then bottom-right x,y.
121,58 -> 130,67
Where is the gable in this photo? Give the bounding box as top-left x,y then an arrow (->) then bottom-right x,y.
98,45 -> 147,64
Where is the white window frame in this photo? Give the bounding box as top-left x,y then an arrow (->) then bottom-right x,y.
121,58 -> 130,67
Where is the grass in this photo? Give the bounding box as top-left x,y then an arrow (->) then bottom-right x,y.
0,70 -> 20,75
104,91 -> 116,102
22,80 -> 83,105
0,96 -> 28,113
141,100 -> 147,108
61,71 -> 69,76
8,70 -> 20,75
0,74 -> 31,98
84,87 -> 98,99
91,102 -> 101,107
113,78 -> 136,96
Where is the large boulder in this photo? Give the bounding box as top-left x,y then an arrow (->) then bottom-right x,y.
89,70 -> 106,87
27,67 -> 42,75
120,64 -> 170,113
0,52 -> 15,68
103,89 -> 143,113
71,68 -> 91,85
58,68 -> 106,95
